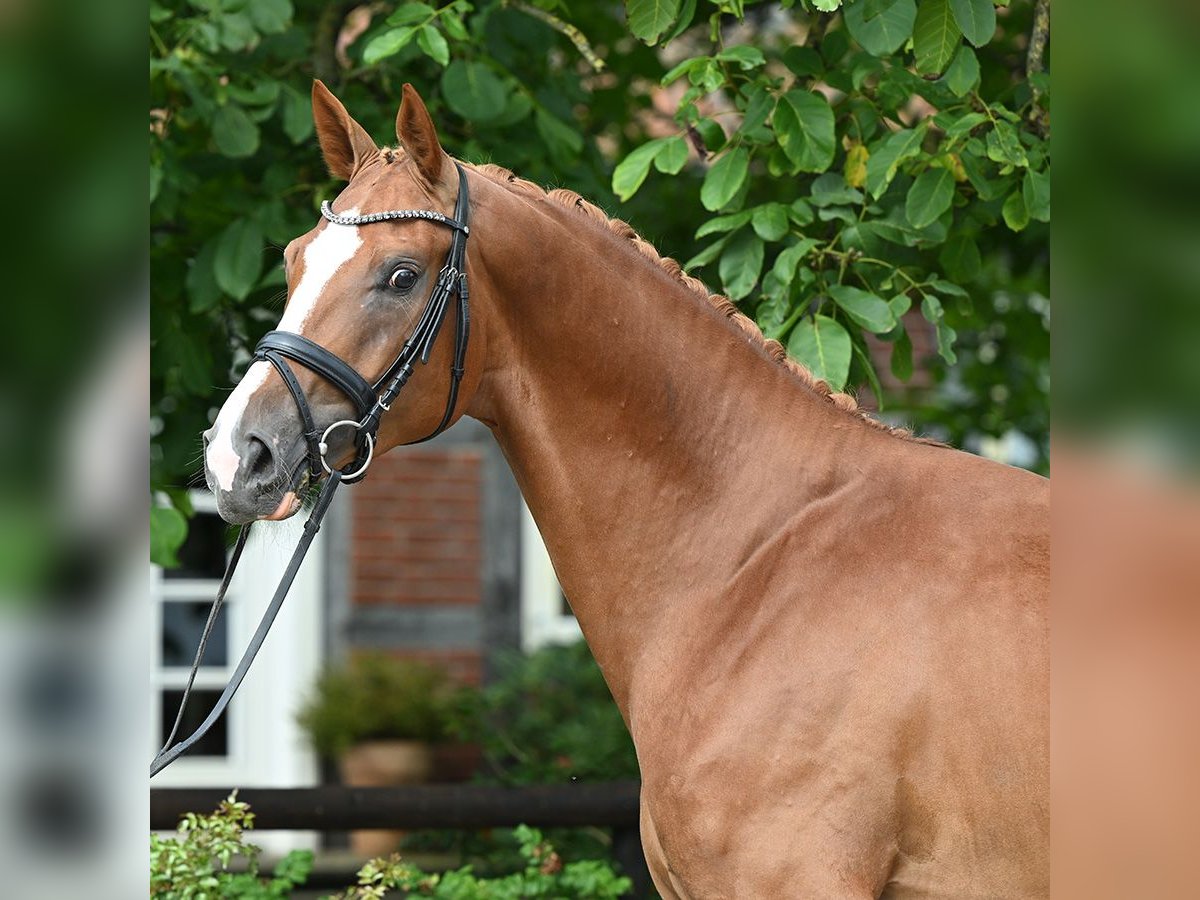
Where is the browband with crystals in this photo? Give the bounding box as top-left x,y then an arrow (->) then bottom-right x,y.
319,200 -> 469,233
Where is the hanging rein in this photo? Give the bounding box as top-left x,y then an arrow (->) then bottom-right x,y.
151,164 -> 472,777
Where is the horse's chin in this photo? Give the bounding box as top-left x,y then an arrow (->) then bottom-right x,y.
261,491 -> 302,521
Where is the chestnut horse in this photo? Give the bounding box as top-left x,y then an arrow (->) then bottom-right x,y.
203,82 -> 1048,898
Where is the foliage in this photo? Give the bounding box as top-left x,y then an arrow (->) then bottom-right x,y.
400,640 -> 637,870
471,640 -> 639,785
151,0 -> 1049,555
150,791 -> 313,900
329,825 -> 630,899
296,654 -> 467,757
615,0 -> 1049,464
152,794 -> 628,899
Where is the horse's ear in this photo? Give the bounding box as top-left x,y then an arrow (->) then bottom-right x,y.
312,80 -> 378,180
396,83 -> 449,186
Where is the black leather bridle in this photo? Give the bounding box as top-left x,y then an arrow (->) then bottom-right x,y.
151,164 -> 472,777
255,161 -> 472,484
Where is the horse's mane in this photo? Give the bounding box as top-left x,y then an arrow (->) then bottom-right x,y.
373,147 -> 922,440
465,162 -> 931,443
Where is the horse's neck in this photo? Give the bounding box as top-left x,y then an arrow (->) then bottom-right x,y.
466,180 -> 881,710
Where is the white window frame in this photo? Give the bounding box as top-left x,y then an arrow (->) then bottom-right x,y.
151,492 -> 326,851
519,502 -> 581,651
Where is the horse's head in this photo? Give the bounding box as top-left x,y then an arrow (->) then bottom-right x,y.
203,81 -> 480,523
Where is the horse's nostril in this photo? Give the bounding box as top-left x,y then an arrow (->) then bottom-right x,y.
244,435 -> 275,481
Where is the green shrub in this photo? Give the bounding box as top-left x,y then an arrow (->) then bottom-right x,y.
475,640 -> 639,785
150,792 -> 313,900
399,641 -> 639,875
151,795 -> 629,899
296,654 -> 468,758
330,825 -> 630,899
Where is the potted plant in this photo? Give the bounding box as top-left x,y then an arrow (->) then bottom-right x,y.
297,654 -> 465,856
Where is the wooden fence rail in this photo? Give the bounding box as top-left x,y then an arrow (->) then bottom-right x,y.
150,782 -> 650,897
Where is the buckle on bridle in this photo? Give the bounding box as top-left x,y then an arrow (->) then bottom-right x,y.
318,419 -> 375,480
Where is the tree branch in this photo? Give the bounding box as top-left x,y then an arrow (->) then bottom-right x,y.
1026,0 -> 1050,132
507,1 -> 605,72
313,1 -> 357,87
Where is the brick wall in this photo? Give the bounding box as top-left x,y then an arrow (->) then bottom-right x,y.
349,447 -> 485,685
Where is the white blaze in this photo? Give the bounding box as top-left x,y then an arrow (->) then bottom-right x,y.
206,211 -> 363,492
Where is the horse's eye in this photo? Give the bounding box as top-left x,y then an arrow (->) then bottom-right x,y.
388,266 -> 419,291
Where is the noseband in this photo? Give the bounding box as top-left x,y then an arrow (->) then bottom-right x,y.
152,165 -> 472,776
253,162 -> 472,484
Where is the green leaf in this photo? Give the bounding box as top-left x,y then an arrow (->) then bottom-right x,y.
986,121 -> 1028,168
788,314 -> 852,390
939,234 -> 981,281
654,136 -> 689,174
1002,189 -> 1030,231
949,0 -> 995,46
695,209 -> 753,238
891,325 -> 913,380
442,11 -> 468,40
280,87 -> 313,144
683,234 -> 732,270
700,147 -> 749,211
739,84 -> 775,136
905,166 -> 956,228
913,0 -> 962,75
150,505 -> 188,568
829,285 -> 897,332
211,103 -> 259,158
751,203 -> 790,241
928,278 -> 969,299
440,61 -> 509,122
186,240 -> 222,313
783,46 -> 823,78
661,56 -> 705,86
789,198 -> 815,226
715,45 -> 766,69
663,0 -> 698,42
853,340 -> 885,408
535,109 -> 583,161
811,0 -> 843,10
719,232 -> 764,300
941,45 -> 979,97
865,125 -> 926,198
363,26 -> 417,64
942,110 -> 987,139
935,317 -> 958,363
626,0 -> 681,45
218,12 -> 256,51
888,292 -> 913,318
773,90 -> 835,173
844,0 -> 917,57
772,238 -> 819,282
247,0 -> 292,34
1023,168 -> 1050,222
612,139 -> 667,201
920,292 -> 943,321
386,2 -> 435,25
810,172 -> 863,207
417,25 -> 450,66
214,218 -> 264,301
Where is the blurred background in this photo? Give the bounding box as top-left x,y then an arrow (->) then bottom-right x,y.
0,0 -> 1195,894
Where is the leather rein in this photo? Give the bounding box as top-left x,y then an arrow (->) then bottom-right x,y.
151,164 -> 472,777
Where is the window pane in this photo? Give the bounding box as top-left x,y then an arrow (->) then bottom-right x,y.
162,602 -> 227,668
160,689 -> 228,757
164,513 -> 229,580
